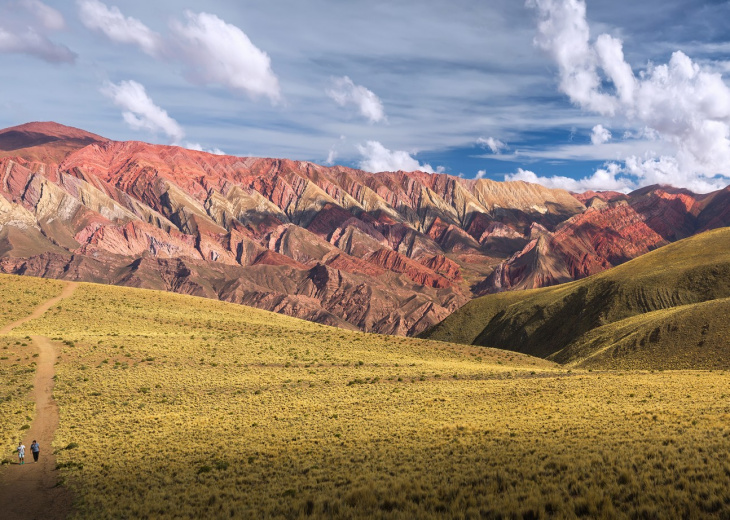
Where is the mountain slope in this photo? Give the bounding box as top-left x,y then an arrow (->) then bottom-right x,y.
0,123 -> 586,335
422,227 -> 730,369
1,122 -> 730,336
0,121 -> 108,164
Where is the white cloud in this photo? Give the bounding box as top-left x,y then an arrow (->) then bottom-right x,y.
505,165 -> 631,193
0,26 -> 75,63
475,169 -> 487,179
77,4 -> 279,102
22,0 -> 65,30
324,135 -> 346,166
477,136 -> 507,153
623,155 -> 728,194
170,11 -> 280,102
483,138 -> 673,163
357,141 -> 434,173
590,124 -> 611,145
101,80 -> 185,144
529,0 -> 617,115
184,142 -> 226,155
528,0 -> 730,193
325,149 -> 337,166
0,2 -> 75,64
77,0 -> 162,57
326,76 -> 386,123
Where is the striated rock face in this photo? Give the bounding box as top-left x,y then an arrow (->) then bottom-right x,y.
474,185 -> 730,294
1,122 -> 729,334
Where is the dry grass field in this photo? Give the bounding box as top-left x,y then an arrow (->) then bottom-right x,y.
0,276 -> 65,458
2,274 -> 730,518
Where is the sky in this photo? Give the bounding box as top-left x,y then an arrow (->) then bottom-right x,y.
1,0 -> 730,193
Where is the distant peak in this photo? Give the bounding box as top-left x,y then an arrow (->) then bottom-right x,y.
0,121 -> 110,164
0,121 -> 109,141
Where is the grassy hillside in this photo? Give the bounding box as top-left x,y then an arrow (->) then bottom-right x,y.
1,274 -> 730,518
0,276 -> 65,457
422,227 -> 730,369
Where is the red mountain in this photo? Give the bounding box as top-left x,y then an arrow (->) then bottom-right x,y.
0,121 -> 108,164
0,122 -> 728,334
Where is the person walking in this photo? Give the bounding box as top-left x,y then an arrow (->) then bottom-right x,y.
17,442 -> 25,465
30,440 -> 40,463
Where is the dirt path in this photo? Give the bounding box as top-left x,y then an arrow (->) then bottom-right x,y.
0,282 -> 77,520
0,282 -> 78,335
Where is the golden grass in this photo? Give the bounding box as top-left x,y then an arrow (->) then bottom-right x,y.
0,274 -> 64,329
0,335 -> 37,461
0,275 -> 64,459
3,275 -> 730,518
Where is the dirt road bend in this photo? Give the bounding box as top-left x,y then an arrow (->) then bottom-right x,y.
0,282 -> 77,520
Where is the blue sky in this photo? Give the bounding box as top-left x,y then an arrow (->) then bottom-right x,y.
1,0 -> 730,193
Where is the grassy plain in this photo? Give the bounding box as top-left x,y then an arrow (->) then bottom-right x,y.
2,274 -> 730,518
0,275 -> 64,458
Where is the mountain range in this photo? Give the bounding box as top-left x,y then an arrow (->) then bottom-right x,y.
1,121 -> 729,335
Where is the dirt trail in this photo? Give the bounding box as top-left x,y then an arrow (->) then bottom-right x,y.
0,282 -> 77,520
0,282 -> 78,335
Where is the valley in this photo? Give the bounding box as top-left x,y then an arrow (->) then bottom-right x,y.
423,227 -> 730,370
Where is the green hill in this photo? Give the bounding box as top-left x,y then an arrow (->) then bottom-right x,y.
421,227 -> 730,369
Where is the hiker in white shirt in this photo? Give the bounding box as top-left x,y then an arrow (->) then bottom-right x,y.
17,442 -> 25,465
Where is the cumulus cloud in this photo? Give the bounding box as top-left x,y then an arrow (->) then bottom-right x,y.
590,124 -> 611,145
475,170 -> 488,179
78,0 -> 162,56
477,136 -> 507,153
184,142 -> 226,155
357,141 -> 435,173
101,80 -> 185,144
326,76 -> 386,123
22,0 -> 65,30
529,0 -> 616,115
77,3 -> 280,102
528,0 -> 730,193
170,11 -> 280,102
505,165 -> 631,193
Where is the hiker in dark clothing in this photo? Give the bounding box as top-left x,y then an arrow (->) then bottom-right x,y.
30,440 -> 39,463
